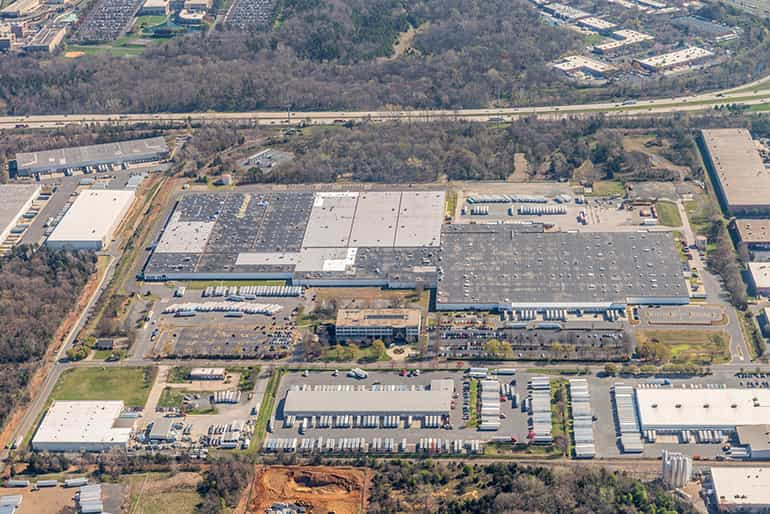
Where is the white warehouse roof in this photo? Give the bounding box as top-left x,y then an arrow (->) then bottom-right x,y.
32,401 -> 131,452
284,388 -> 452,416
712,467 -> 770,510
47,189 -> 135,250
636,388 -> 770,431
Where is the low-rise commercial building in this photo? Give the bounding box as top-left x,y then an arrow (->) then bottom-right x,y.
711,467 -> 770,512
749,262 -> 770,296
594,29 -> 654,53
552,55 -> 616,78
46,189 -> 135,251
577,16 -> 616,33
140,0 -> 169,15
335,309 -> 421,342
700,129 -> 770,217
0,0 -> 40,17
32,401 -> 132,452
14,136 -> 169,177
733,220 -> 770,250
636,46 -> 713,72
24,26 -> 65,52
189,368 -> 226,380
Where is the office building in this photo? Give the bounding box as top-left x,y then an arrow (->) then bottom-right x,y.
335,309 -> 421,342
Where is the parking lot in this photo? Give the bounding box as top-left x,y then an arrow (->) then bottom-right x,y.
144,291 -> 302,359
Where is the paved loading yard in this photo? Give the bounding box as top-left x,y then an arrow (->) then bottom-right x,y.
269,371 -> 528,449
267,369 -> 756,460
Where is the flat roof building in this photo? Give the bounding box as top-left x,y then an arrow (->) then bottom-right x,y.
552,55 -> 616,78
0,184 -> 40,247
140,0 -> 168,15
577,16 -> 616,32
148,418 -> 177,442
189,367 -> 226,380
142,190 -> 443,287
594,29 -> 654,53
0,0 -> 40,17
32,401 -> 131,452
636,388 -> 770,432
711,467 -> 770,512
700,129 -> 770,217
436,224 -> 689,311
335,308 -> 421,342
46,189 -> 135,251
749,262 -> 770,296
734,219 -> 770,249
24,26 -> 65,52
14,136 -> 168,177
636,46 -> 713,71
283,383 -> 452,417
736,425 -> 770,460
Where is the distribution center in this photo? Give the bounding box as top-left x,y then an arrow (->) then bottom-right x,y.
46,189 -> 135,250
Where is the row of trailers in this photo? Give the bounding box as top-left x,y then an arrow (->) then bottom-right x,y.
569,379 -> 596,458
285,415 -> 444,430
263,437 -> 485,454
202,285 -> 303,298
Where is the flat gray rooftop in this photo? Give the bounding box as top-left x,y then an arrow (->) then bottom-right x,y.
701,129 -> 770,210
0,184 -> 40,236
15,137 -> 168,174
437,224 -> 688,308
302,191 -> 444,248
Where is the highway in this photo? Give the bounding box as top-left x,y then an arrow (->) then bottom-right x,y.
2,74 -> 770,129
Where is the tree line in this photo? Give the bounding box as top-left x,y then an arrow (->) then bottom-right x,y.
0,247 -> 95,428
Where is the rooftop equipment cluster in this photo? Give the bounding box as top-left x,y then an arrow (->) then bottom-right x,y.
569,379 -> 596,458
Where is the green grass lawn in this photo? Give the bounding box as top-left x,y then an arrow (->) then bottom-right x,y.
51,367 -> 155,408
321,343 -> 390,363
655,200 -> 682,227
249,369 -> 284,452
157,388 -> 216,414
468,379 -> 479,428
637,329 -> 731,365
587,180 -> 625,197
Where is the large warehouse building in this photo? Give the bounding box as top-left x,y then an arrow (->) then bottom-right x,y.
32,401 -> 132,452
700,129 -> 770,217
283,380 -> 453,418
14,137 -> 169,177
142,190 -> 444,287
436,224 -> 688,312
636,388 -> 770,432
46,189 -> 135,251
711,467 -> 770,512
0,183 -> 40,247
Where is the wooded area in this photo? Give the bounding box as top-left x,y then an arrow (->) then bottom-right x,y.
367,460 -> 694,513
0,247 -> 95,428
1,1 -> 769,114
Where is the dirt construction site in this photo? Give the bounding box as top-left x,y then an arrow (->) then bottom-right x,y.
242,466 -> 369,514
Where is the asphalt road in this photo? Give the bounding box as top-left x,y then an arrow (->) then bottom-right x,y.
2,74 -> 770,130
